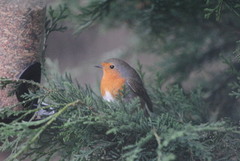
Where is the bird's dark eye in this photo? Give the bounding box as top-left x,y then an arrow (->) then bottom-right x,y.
109,65 -> 114,69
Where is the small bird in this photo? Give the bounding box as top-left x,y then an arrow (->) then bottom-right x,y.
96,58 -> 153,115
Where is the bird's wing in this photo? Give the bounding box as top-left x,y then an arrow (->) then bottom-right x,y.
126,79 -> 153,112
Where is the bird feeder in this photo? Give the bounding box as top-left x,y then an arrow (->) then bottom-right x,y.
0,0 -> 46,110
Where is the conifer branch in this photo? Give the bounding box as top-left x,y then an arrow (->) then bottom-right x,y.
6,99 -> 82,161
1,1 -> 240,160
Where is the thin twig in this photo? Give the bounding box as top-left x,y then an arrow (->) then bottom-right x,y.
7,99 -> 82,161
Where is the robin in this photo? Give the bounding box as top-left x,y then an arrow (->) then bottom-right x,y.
96,58 -> 153,115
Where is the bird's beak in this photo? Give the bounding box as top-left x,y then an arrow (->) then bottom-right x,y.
94,65 -> 102,69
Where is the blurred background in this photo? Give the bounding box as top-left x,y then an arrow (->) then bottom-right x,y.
1,0 -> 240,160
44,0 -> 240,122
45,1 -> 163,94
45,19 -> 161,91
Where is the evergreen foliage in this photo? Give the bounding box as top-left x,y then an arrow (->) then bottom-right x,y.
66,0 -> 240,120
1,1 -> 240,161
1,75 -> 240,161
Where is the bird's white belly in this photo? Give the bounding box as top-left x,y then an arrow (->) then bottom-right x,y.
103,91 -> 114,102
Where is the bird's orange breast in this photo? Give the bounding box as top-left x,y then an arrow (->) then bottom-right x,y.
100,69 -> 126,99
